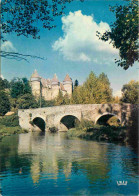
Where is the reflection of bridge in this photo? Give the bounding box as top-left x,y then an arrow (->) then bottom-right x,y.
18,104 -> 136,131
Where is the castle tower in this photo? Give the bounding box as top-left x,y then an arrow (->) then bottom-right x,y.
51,74 -> 60,99
30,70 -> 41,98
63,74 -> 72,96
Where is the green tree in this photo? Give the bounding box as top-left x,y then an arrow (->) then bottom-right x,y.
83,71 -> 98,103
74,80 -> 79,88
97,0 -> 138,70
22,78 -> 32,94
1,0 -> 83,60
121,80 -> 139,104
17,93 -> 38,109
38,96 -> 55,107
0,78 -> 5,90
55,90 -> 64,105
0,78 -> 10,89
0,91 -> 11,116
63,93 -> 70,105
98,73 -> 113,103
10,77 -> 31,98
71,71 -> 113,104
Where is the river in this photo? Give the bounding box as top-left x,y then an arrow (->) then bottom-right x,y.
0,132 -> 138,195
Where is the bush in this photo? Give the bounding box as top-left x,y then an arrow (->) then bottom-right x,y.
0,113 -> 19,127
49,127 -> 58,133
0,91 -> 11,116
75,119 -> 94,130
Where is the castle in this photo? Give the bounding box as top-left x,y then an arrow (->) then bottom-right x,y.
30,70 -> 72,100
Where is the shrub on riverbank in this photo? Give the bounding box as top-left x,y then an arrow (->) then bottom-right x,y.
67,119 -> 127,143
0,125 -> 28,140
0,113 -> 19,127
0,114 -> 28,141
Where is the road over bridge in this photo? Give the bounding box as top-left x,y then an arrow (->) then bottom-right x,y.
18,104 -> 137,131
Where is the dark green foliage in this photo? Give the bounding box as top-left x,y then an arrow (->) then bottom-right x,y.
121,80 -> 139,103
38,96 -> 55,107
0,113 -> 19,127
75,119 -> 94,130
3,79 -> 10,89
17,93 -> 38,109
0,91 -> 11,116
0,78 -> 5,90
1,0 -> 83,41
68,122 -> 127,143
10,77 -> 31,98
74,79 -> 79,88
97,0 -> 138,69
0,126 -> 28,140
0,78 -> 10,90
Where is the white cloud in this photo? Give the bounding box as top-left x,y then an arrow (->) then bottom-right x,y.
1,41 -> 16,52
113,90 -> 122,97
52,10 -> 118,64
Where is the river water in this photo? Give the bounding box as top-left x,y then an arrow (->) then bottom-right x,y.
0,132 -> 138,196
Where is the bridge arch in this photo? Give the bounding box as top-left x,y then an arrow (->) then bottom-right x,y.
32,117 -> 46,131
60,115 -> 80,130
95,113 -> 121,126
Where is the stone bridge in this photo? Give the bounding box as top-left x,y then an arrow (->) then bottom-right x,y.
18,104 -> 137,131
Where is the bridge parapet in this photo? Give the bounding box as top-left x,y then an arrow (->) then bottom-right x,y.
18,104 -> 136,131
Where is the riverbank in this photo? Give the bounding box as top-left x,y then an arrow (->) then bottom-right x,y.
66,119 -> 128,143
0,125 -> 28,140
0,114 -> 28,141
67,125 -> 127,143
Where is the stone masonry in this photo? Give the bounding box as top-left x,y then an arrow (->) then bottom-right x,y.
30,70 -> 72,101
18,104 -> 137,131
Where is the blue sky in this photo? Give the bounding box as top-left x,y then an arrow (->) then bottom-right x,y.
1,0 -> 138,96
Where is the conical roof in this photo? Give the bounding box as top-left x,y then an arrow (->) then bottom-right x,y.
63,74 -> 72,82
52,74 -> 59,83
31,69 -> 41,78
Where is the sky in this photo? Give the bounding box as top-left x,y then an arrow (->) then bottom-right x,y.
1,0 -> 138,97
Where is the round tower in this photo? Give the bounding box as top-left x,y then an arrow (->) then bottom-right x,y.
51,74 -> 60,99
30,69 -> 41,98
63,74 -> 72,96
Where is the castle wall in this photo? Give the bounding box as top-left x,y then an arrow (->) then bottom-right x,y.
51,85 -> 60,99
63,83 -> 72,97
31,73 -> 73,101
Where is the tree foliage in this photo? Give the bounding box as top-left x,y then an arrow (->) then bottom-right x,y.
0,91 -> 11,116
121,80 -> 139,104
1,0 -> 83,60
71,71 -> 113,104
0,78 -> 10,90
17,93 -> 38,109
10,77 -> 31,98
74,79 -> 79,88
1,0 -> 82,41
55,91 -> 70,106
97,0 -> 138,70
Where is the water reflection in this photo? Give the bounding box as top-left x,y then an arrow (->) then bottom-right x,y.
17,132 -> 110,184
0,132 -> 138,195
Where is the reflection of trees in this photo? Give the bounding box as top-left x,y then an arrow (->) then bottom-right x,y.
0,135 -> 31,173
0,131 -> 138,188
18,133 -> 110,184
